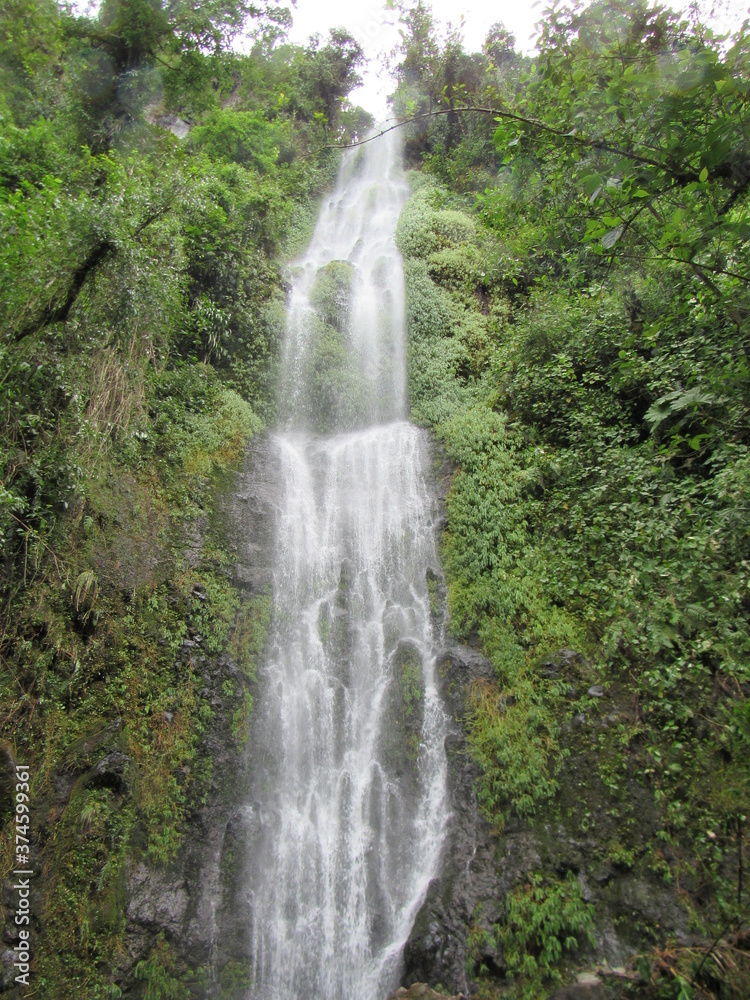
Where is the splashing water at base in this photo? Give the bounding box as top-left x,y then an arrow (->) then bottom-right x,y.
245,132 -> 449,1000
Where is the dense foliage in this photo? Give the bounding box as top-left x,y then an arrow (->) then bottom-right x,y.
3,0 -> 750,996
0,0 -> 370,995
392,1 -> 750,997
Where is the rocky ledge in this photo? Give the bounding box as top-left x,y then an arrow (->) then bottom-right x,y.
388,984 -> 467,1000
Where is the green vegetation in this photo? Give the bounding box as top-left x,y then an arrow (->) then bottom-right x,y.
397,182 -> 580,825
468,874 -> 596,999
297,259 -> 375,431
393,0 -> 750,995
134,935 -> 193,999
3,0 -> 750,996
400,652 -> 423,720
0,0 -> 370,995
498,874 -> 595,995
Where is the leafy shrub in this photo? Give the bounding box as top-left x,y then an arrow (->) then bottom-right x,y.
467,873 -> 595,999
188,109 -> 284,173
135,936 -> 189,999
143,363 -> 261,481
396,184 -> 477,259
499,873 -> 596,996
402,259 -> 474,425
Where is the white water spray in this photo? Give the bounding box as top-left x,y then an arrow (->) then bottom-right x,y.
245,132 -> 448,1000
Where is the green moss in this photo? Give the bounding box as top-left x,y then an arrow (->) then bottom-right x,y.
231,591 -> 271,681
231,689 -> 254,744
0,353 -> 268,997
399,650 -> 423,720
39,782 -> 134,995
134,935 -> 197,999
281,201 -> 317,260
396,186 -> 476,259
218,960 -> 252,998
309,260 -> 355,331
426,569 -> 440,618
298,314 -> 373,432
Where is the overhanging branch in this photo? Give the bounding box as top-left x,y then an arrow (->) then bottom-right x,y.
329,107 -> 709,186
12,198 -> 175,343
14,239 -> 115,343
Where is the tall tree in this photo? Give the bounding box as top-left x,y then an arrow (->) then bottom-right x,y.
71,0 -> 293,71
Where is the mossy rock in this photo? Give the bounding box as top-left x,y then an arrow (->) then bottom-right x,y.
309,259 -> 355,331
396,188 -> 477,260
298,314 -> 373,432
378,641 -> 426,784
394,640 -> 425,725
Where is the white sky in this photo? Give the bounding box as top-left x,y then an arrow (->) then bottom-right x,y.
284,0 -> 750,119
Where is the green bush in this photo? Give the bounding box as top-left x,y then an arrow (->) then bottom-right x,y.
500,873 -> 596,997
188,109 -> 284,173
396,185 -> 476,259
134,936 -> 190,1000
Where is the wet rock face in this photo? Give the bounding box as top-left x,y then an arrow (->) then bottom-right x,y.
223,432 -> 281,597
400,634 -> 694,995
119,434 -> 279,996
118,430 -> 699,1000
378,639 -> 427,795
400,437 -> 508,995
401,643 -> 507,995
120,645 -> 254,994
128,866 -> 189,932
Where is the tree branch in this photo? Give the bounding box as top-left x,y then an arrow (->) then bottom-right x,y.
329,107 -> 704,183
14,239 -> 115,343
615,253 -> 749,285
12,198 -> 176,343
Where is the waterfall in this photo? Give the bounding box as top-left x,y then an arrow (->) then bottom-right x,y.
244,131 -> 448,1000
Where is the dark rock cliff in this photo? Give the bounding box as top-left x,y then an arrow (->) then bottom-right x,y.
117,433 -> 280,997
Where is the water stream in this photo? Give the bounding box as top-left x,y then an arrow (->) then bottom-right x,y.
245,132 -> 448,1000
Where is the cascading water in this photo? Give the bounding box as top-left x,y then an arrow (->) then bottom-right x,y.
244,131 -> 448,1000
